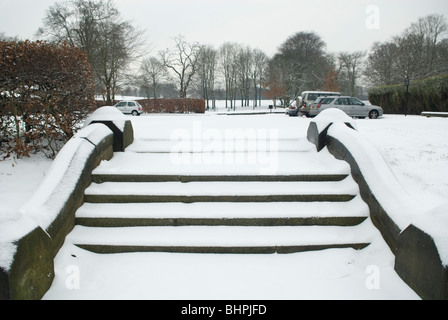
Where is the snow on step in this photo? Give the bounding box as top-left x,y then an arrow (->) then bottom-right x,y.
127,138 -> 310,153
76,196 -> 369,220
85,177 -> 359,197
92,149 -> 350,177
75,197 -> 369,227
67,223 -> 373,254
72,116 -> 375,255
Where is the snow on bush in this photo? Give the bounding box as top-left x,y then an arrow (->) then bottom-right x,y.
0,41 -> 95,159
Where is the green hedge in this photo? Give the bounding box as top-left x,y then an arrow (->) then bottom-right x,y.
368,75 -> 448,115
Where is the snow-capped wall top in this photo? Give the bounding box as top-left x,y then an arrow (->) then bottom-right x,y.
0,123 -> 113,271
83,106 -> 126,128
327,121 -> 425,230
314,108 -> 358,132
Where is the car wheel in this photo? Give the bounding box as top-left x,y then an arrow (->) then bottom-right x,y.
369,110 -> 379,119
132,111 -> 138,116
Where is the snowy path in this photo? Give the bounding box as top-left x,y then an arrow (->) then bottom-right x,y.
43,114 -> 421,300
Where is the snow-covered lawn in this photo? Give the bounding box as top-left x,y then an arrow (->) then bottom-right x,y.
355,115 -> 448,208
0,154 -> 53,239
1,111 -> 447,300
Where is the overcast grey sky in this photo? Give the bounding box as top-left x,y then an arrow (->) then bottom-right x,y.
1,0 -> 447,56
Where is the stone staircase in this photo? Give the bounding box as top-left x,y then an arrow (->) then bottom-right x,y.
66,135 -> 373,255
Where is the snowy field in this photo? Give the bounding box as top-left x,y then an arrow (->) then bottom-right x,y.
1,109 -> 447,300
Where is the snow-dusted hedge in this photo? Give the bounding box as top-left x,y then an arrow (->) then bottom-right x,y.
368,74 -> 448,115
0,41 -> 95,159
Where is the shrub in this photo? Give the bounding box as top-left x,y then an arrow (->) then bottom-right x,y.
0,40 -> 95,158
368,74 -> 448,115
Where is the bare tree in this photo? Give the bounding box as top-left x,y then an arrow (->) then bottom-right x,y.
264,54 -> 288,106
140,57 -> 166,99
38,0 -> 114,61
0,32 -> 19,41
438,38 -> 448,75
159,35 -> 202,98
219,42 -> 240,110
338,51 -> 366,96
236,45 -> 253,107
37,0 -> 145,104
251,49 -> 268,107
94,19 -> 144,103
366,14 -> 448,86
364,41 -> 398,86
197,44 -> 218,109
218,43 -> 269,109
407,14 -> 448,75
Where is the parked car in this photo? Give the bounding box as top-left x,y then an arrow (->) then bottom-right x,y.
309,96 -> 383,119
295,91 -> 341,117
114,101 -> 144,116
287,100 -> 299,116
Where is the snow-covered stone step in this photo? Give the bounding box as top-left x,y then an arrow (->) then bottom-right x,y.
127,138 -> 309,153
75,196 -> 369,227
84,178 -> 359,204
91,150 -> 351,177
68,224 -> 373,254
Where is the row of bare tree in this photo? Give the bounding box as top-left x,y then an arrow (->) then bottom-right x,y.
33,0 -> 377,107
142,14 -> 447,108
365,14 -> 448,86
32,0 -> 448,107
140,37 -> 269,110
139,33 -> 370,109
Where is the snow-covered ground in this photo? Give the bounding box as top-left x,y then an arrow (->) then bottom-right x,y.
0,154 -> 53,239
1,110 -> 447,300
356,115 -> 448,208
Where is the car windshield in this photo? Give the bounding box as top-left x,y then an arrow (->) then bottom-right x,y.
308,93 -> 319,101
321,97 -> 335,104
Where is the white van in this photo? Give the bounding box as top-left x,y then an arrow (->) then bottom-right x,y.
298,91 -> 341,117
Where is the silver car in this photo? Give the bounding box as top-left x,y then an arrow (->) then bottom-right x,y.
309,96 -> 383,119
114,100 -> 144,116
298,91 -> 341,117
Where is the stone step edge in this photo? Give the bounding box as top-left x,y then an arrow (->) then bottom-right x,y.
76,198 -> 369,219
84,194 -> 356,204
68,224 -> 373,254
74,243 -> 371,254
92,174 -> 349,183
75,216 -> 368,228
